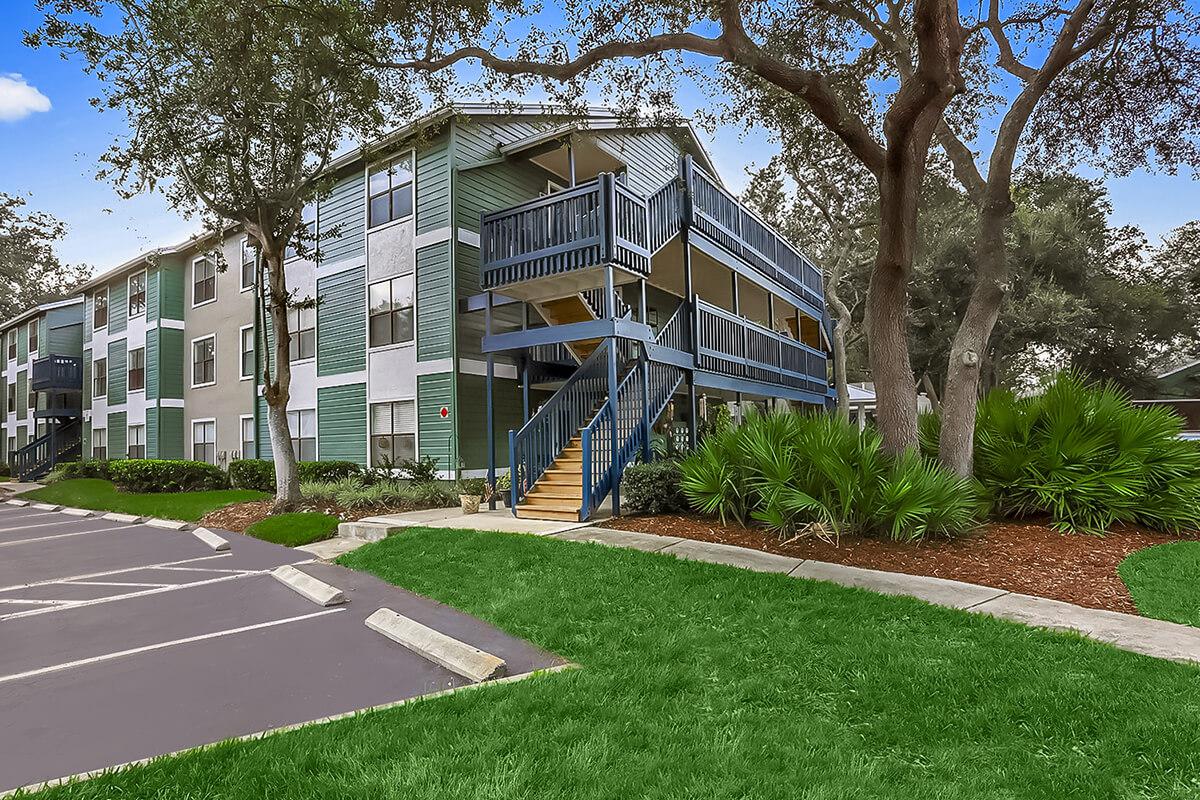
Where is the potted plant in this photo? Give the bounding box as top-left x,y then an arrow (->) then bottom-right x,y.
493,472 -> 512,508
456,477 -> 487,514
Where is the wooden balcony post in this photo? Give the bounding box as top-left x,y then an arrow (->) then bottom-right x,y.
486,291 -> 496,511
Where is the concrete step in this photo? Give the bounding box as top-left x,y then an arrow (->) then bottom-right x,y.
338,520 -> 402,542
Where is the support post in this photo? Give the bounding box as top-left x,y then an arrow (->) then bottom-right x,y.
567,137 -> 576,187
639,278 -> 651,461
606,266 -> 621,516
485,292 -> 496,511
680,155 -> 699,451
521,303 -> 530,424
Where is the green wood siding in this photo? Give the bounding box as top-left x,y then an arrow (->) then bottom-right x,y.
256,396 -> 272,461
157,406 -> 185,459
16,370 -> 27,417
107,339 -> 127,406
158,261 -> 185,320
147,268 -> 160,323
158,328 -> 184,399
317,383 -> 367,465
83,294 -> 93,344
417,372 -> 455,470
82,350 -> 91,408
416,136 -> 451,234
47,322 -> 82,357
108,279 -> 128,335
316,266 -> 366,376
107,411 -> 126,459
146,406 -> 158,458
319,170 -> 366,265
416,242 -> 453,362
457,373 -> 522,470
145,328 -> 159,400
37,317 -> 48,354
17,323 -> 27,363
16,425 -> 27,449
455,161 -> 546,233
594,129 -> 686,196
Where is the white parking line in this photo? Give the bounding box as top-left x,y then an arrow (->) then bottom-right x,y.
0,518 -> 109,534
0,571 -> 269,622
0,608 -> 345,686
0,553 -> 233,594
63,580 -> 174,589
0,599 -> 71,606
0,524 -> 137,548
155,566 -> 264,576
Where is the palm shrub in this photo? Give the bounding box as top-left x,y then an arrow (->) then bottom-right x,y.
969,373 -> 1200,533
680,411 -> 980,541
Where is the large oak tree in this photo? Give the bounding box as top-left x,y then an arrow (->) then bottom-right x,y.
30,0 -> 387,507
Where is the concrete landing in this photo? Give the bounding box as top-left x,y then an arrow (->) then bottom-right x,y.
548,526 -> 1200,665
357,506 -> 598,537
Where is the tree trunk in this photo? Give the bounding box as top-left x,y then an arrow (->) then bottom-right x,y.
260,247 -> 301,511
826,282 -> 852,421
937,204 -> 1010,476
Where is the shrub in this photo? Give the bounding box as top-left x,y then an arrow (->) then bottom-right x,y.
299,477 -> 457,511
456,477 -> 487,497
297,460 -> 362,484
680,411 -> 980,541
108,459 -> 229,493
0,463 -> 10,479
229,459 -> 275,491
46,460 -> 113,483
967,372 -> 1200,534
398,455 -> 440,484
622,461 -> 688,515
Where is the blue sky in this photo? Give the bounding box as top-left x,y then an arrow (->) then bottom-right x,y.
1,5 -> 1197,273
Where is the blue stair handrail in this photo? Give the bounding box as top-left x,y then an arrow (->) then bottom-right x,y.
13,419 -> 82,481
509,339 -> 611,511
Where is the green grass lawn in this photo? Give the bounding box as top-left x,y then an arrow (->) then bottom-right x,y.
28,527 -> 1200,799
244,512 -> 340,547
1120,541 -> 1200,626
19,479 -> 267,522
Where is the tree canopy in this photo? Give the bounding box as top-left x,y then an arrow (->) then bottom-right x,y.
0,193 -> 90,322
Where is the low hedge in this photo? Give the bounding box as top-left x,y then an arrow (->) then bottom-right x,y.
47,460 -> 113,483
623,460 -> 688,515
108,459 -> 229,493
229,459 -> 363,491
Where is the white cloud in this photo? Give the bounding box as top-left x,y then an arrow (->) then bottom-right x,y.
0,74 -> 51,122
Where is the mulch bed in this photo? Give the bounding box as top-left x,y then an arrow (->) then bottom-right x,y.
603,514 -> 1197,615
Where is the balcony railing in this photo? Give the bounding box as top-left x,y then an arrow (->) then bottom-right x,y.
31,355 -> 83,392
480,174 -> 650,291
694,299 -> 827,395
479,156 -> 824,312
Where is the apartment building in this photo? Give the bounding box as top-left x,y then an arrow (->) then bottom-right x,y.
4,105 -> 832,521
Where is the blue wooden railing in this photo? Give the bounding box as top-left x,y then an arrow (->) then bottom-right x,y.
694,298 -> 827,394
31,355 -> 82,392
13,418 -> 82,481
508,339 -> 611,510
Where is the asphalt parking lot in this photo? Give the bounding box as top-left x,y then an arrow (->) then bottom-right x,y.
0,502 -> 563,794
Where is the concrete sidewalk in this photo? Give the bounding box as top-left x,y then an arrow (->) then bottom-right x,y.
549,527 -> 1200,665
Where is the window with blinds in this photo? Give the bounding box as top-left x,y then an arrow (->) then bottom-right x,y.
370,400 -> 416,467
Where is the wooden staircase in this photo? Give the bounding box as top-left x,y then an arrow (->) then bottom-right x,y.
514,435 -> 585,521
536,295 -> 602,362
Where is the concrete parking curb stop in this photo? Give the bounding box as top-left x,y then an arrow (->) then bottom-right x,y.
191,528 -> 230,552
31,504 -> 61,512
365,607 -> 508,682
145,518 -> 191,531
59,508 -> 95,518
4,500 -> 28,507
271,565 -> 347,606
102,513 -> 145,524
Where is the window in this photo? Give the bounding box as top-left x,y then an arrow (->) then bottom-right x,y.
127,424 -> 146,459
368,275 -> 414,348
6,331 -> 15,360
93,289 -> 108,329
29,387 -> 36,412
92,428 -> 107,461
287,409 -> 316,462
240,325 -> 255,379
370,400 -> 416,467
6,436 -> 13,457
192,257 -> 216,306
27,320 -> 37,354
288,306 -> 316,362
128,347 -> 145,392
240,416 -> 255,459
93,357 -> 108,398
368,155 -> 414,228
240,238 -> 257,291
6,383 -> 13,413
285,204 -> 317,261
192,420 -> 216,464
128,271 -> 146,317
192,336 -> 215,386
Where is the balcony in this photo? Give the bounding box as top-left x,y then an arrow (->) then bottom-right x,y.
693,299 -> 828,396
31,355 -> 83,392
479,156 -> 824,311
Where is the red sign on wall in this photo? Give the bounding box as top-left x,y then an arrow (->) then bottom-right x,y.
439,406 -> 450,419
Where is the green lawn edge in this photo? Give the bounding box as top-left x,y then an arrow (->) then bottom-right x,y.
19,478 -> 267,522
24,525 -> 1200,799
244,512 -> 340,547
1119,540 -> 1200,627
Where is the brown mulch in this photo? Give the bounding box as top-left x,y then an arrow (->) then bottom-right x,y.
199,500 -> 435,533
603,514 -> 1196,615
